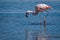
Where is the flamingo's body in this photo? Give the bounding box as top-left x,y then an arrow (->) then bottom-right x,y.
35,4 -> 51,12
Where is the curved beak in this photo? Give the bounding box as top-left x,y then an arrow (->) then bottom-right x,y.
25,12 -> 29,18
25,10 -> 33,18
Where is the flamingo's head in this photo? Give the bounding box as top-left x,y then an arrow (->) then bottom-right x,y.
25,10 -> 33,18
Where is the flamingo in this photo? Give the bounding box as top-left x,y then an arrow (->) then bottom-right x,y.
25,4 -> 52,17
25,4 -> 52,22
25,4 -> 52,32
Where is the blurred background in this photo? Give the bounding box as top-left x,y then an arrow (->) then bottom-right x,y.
0,0 -> 60,40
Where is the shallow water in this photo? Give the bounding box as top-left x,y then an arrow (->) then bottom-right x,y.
0,0 -> 60,40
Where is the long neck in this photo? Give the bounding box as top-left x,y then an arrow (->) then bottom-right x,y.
32,11 -> 38,15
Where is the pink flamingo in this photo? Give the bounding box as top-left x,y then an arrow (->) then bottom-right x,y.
25,4 -> 52,17
25,4 -> 52,22
25,4 -> 52,23
25,4 -> 52,32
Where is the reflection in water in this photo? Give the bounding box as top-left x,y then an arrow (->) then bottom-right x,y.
25,20 -> 60,40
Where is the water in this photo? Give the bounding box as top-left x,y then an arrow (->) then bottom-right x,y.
0,0 -> 60,40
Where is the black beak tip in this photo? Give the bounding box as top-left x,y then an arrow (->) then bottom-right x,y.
25,14 -> 28,18
25,12 -> 29,18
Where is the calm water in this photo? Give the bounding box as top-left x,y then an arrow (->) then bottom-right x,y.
0,0 -> 60,40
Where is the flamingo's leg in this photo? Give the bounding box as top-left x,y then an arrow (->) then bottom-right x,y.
45,11 -> 49,18
44,10 -> 49,23
40,12 -> 43,24
40,12 -> 43,34
43,10 -> 49,33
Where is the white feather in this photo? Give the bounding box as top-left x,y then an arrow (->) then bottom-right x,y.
36,4 -> 48,8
